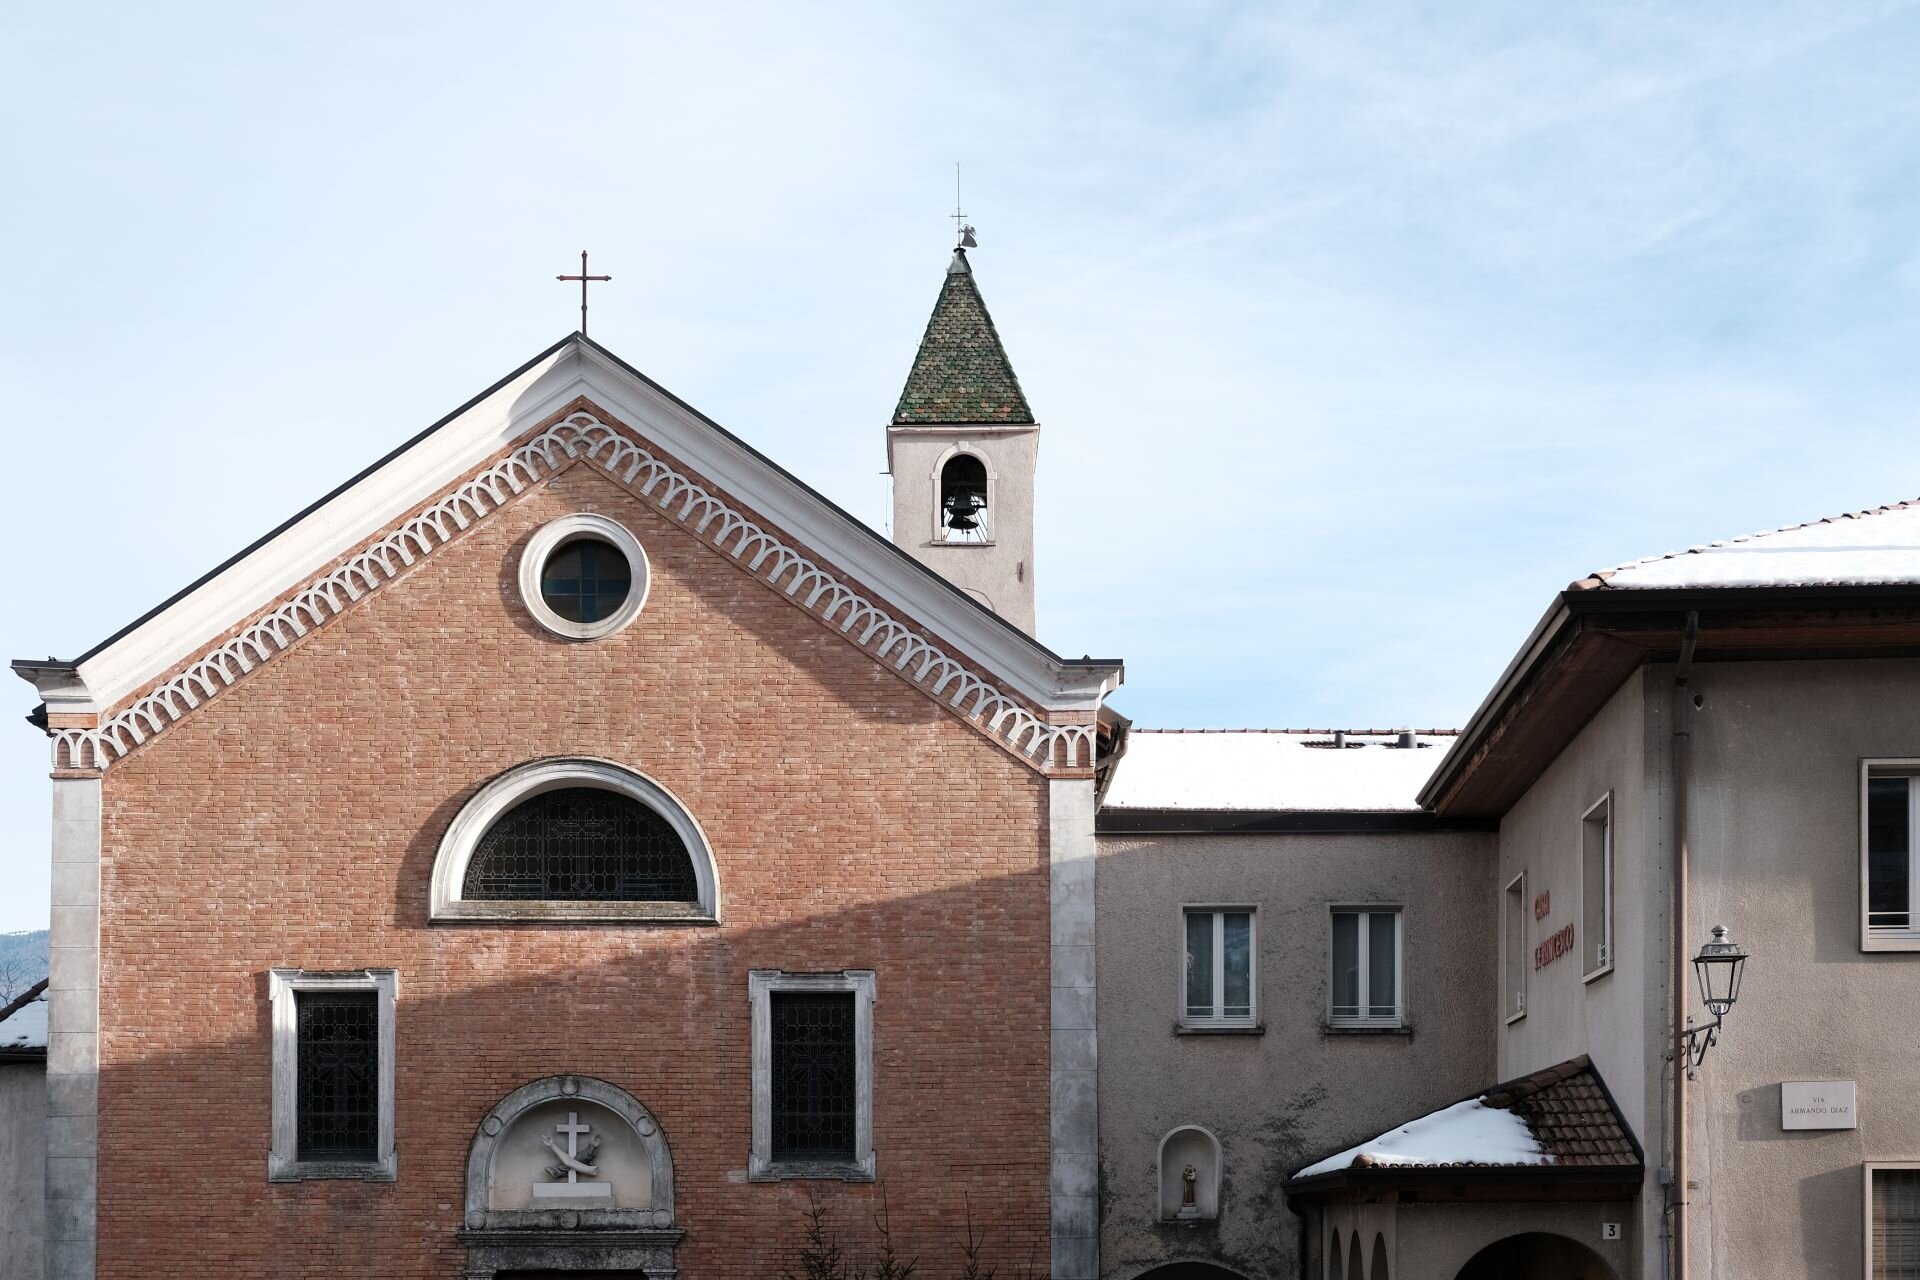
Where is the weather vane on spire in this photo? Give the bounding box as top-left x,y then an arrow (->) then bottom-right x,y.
557,250 -> 611,335
953,162 -> 977,249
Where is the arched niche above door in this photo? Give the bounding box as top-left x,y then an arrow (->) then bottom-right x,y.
460,1075 -> 682,1280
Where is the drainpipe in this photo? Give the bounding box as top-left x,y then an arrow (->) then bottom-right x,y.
1671,610 -> 1699,1280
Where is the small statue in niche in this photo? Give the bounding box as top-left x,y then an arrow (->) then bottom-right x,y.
1177,1163 -> 1201,1218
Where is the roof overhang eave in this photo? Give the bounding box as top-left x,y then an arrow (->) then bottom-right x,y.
1421,580 -> 1920,816
1283,1161 -> 1644,1198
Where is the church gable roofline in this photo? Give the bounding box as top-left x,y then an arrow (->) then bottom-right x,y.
15,335 -> 1120,772
891,248 -> 1036,426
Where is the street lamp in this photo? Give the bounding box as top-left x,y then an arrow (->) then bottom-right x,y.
1680,924 -> 1750,1077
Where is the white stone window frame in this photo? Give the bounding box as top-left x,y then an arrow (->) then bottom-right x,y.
430,757 -> 720,924
1861,759 -> 1920,951
1866,1162 -> 1920,1280
1581,791 -> 1615,983
517,512 -> 651,641
1178,905 -> 1260,1032
1503,871 -> 1528,1024
268,967 -> 398,1182
930,444 -> 996,546
1327,905 -> 1405,1031
748,969 -> 876,1182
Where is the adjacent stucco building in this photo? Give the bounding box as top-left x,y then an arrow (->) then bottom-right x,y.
0,982 -> 47,1280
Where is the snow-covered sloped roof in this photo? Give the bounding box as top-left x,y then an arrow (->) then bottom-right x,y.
1589,500 -> 1920,590
1101,729 -> 1455,812
1288,1056 -> 1639,1188
1297,1097 -> 1545,1177
0,982 -> 48,1056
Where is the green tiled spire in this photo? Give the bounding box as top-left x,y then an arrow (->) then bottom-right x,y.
892,248 -> 1035,425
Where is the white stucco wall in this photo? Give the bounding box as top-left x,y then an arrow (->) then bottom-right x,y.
0,1062 -> 46,1280
1678,656 -> 1920,1279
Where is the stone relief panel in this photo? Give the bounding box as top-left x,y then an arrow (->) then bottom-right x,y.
487,1098 -> 656,1211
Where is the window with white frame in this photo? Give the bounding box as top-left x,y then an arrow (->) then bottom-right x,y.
1867,1163 -> 1920,1278
1329,908 -> 1401,1028
1864,763 -> 1920,948
748,969 -> 875,1181
268,968 -> 397,1181
1182,908 -> 1256,1028
1503,873 -> 1526,1022
1582,794 -> 1613,980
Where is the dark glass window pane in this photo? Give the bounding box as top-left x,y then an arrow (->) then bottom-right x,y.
296,991 -> 377,1162
1368,912 -> 1398,1018
1184,912 -> 1214,1018
770,992 -> 856,1162
540,538 -> 632,624
1222,912 -> 1252,1019
463,787 -> 698,902
1870,777 -> 1910,928
1331,912 -> 1360,1019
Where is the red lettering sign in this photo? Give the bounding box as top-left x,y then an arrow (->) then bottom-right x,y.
1533,891 -> 1551,921
1534,923 -> 1575,971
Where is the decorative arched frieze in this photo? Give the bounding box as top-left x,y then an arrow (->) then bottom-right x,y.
53,411 -> 1095,775
431,758 -> 719,923
460,1074 -> 681,1279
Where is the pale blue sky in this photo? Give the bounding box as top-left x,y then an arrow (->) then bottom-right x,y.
5,2 -> 1920,930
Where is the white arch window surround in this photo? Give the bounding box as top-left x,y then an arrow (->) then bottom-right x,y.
931,445 -> 996,545
431,758 -> 720,923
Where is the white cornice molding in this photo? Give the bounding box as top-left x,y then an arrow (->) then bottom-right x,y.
52,411 -> 1098,775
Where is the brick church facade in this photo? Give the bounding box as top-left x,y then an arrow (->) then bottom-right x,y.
15,250 -> 1119,1279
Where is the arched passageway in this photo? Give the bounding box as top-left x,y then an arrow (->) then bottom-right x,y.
1454,1232 -> 1617,1280
1134,1265 -> 1252,1280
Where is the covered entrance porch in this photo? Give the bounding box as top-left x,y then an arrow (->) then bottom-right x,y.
1286,1057 -> 1642,1280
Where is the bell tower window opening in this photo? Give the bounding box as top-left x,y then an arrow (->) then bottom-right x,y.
939,452 -> 990,544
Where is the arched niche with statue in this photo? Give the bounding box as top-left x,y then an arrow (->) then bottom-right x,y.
460,1075 -> 681,1278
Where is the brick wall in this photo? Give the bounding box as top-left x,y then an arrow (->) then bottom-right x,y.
93,455 -> 1052,1277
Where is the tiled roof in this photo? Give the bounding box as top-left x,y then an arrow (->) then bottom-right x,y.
1483,1056 -> 1639,1167
892,249 -> 1035,425
1288,1055 -> 1639,1186
1578,498 -> 1920,591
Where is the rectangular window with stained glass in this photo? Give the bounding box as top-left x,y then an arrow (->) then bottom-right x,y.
1182,908 -> 1255,1028
770,991 -> 857,1162
1330,908 -> 1403,1028
294,990 -> 379,1162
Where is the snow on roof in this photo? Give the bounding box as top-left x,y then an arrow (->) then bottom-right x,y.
1296,1096 -> 1546,1177
1101,729 -> 1456,812
1591,499 -> 1920,590
0,993 -> 47,1053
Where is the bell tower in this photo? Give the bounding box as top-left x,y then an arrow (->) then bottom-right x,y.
886,245 -> 1040,635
